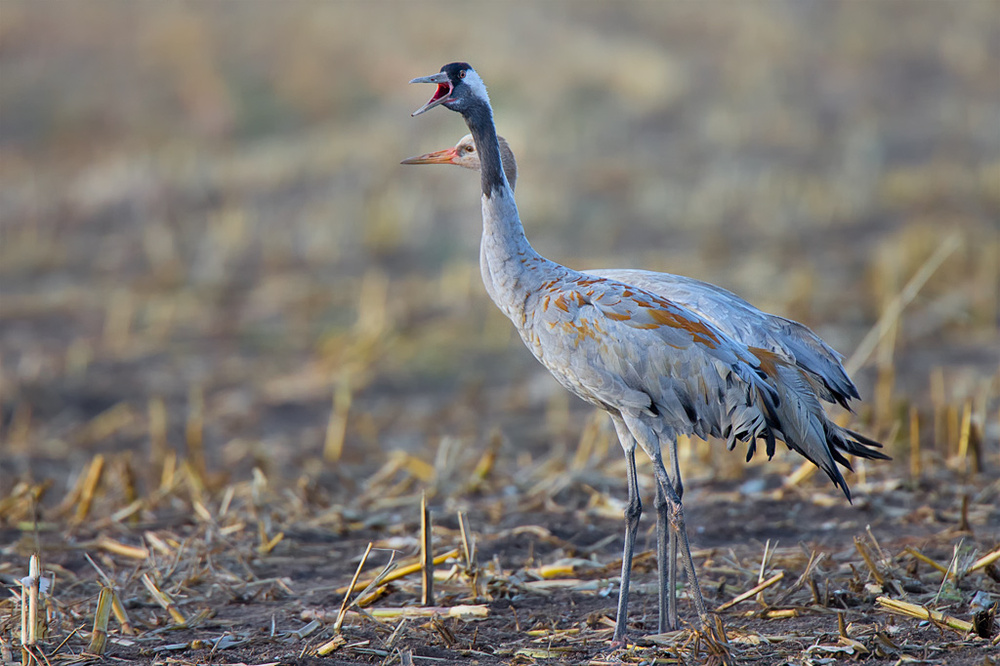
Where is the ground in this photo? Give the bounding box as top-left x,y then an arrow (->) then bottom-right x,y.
4,473 -> 996,664
1,3 -> 999,665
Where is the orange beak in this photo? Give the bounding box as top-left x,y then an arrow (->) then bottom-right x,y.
400,146 -> 460,166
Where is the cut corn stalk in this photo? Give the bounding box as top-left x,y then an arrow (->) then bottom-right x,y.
968,547 -> 1000,573
335,542 -> 373,633
110,589 -> 134,635
756,540 -> 775,606
875,596 -> 973,634
159,452 -> 177,492
324,376 -> 352,463
354,580 -> 392,608
471,437 -> 497,482
854,537 -> 886,585
525,627 -> 581,638
192,499 -> 213,523
904,546 -> 950,576
18,578 -> 29,654
334,547 -> 461,595
420,492 -> 433,606
716,572 -> 784,611
781,461 -> 817,491
257,524 -> 285,555
315,634 -> 346,656
27,555 -> 40,646
516,647 -> 574,658
458,511 -> 475,567
838,635 -> 869,654
403,455 -> 435,483
532,562 -> 583,579
110,499 -> 145,523
95,535 -> 150,560
74,454 -> 106,523
141,574 -> 188,625
909,405 -> 921,479
87,586 -> 112,654
220,521 -> 245,536
360,605 -> 488,620
144,531 -> 173,557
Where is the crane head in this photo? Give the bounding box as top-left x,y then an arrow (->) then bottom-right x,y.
401,134 -> 477,169
410,62 -> 489,117
401,134 -> 519,189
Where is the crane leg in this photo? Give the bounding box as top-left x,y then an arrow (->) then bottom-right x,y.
655,436 -> 683,631
654,482 -> 678,632
610,416 -> 642,645
622,414 -> 709,628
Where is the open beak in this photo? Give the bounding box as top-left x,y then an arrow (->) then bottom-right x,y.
409,72 -> 453,116
400,146 -> 460,166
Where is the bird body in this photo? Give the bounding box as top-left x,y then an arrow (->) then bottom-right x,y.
407,62 -> 887,643
403,133 -> 874,489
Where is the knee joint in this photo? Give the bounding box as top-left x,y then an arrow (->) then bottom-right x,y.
624,498 -> 642,522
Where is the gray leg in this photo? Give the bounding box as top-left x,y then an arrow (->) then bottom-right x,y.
654,483 -> 676,631
656,437 -> 683,631
665,437 -> 686,630
623,415 -> 709,627
610,416 -> 641,645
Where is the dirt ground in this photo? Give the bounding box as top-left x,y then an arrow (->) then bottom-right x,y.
3,475 -> 997,665
1,2 -> 999,665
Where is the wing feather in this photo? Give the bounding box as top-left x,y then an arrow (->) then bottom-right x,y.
585,268 -> 860,408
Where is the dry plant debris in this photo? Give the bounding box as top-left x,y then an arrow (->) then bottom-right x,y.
1,468 -> 997,664
2,2 -> 999,665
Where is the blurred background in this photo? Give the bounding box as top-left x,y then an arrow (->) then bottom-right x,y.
1,2 -> 997,508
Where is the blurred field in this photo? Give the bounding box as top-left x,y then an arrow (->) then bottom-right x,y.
1,2 -> 998,664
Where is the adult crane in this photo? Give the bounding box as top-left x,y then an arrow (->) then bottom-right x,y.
407,62 -> 886,643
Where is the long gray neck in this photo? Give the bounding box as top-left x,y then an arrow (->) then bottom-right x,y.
459,99 -> 556,322
462,101 -> 508,198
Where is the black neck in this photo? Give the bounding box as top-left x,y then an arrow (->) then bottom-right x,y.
461,101 -> 507,198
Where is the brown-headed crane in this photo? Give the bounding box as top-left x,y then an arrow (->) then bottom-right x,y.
407,62 -> 887,644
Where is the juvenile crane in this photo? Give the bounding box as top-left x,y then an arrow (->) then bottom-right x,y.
408,62 -> 886,643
